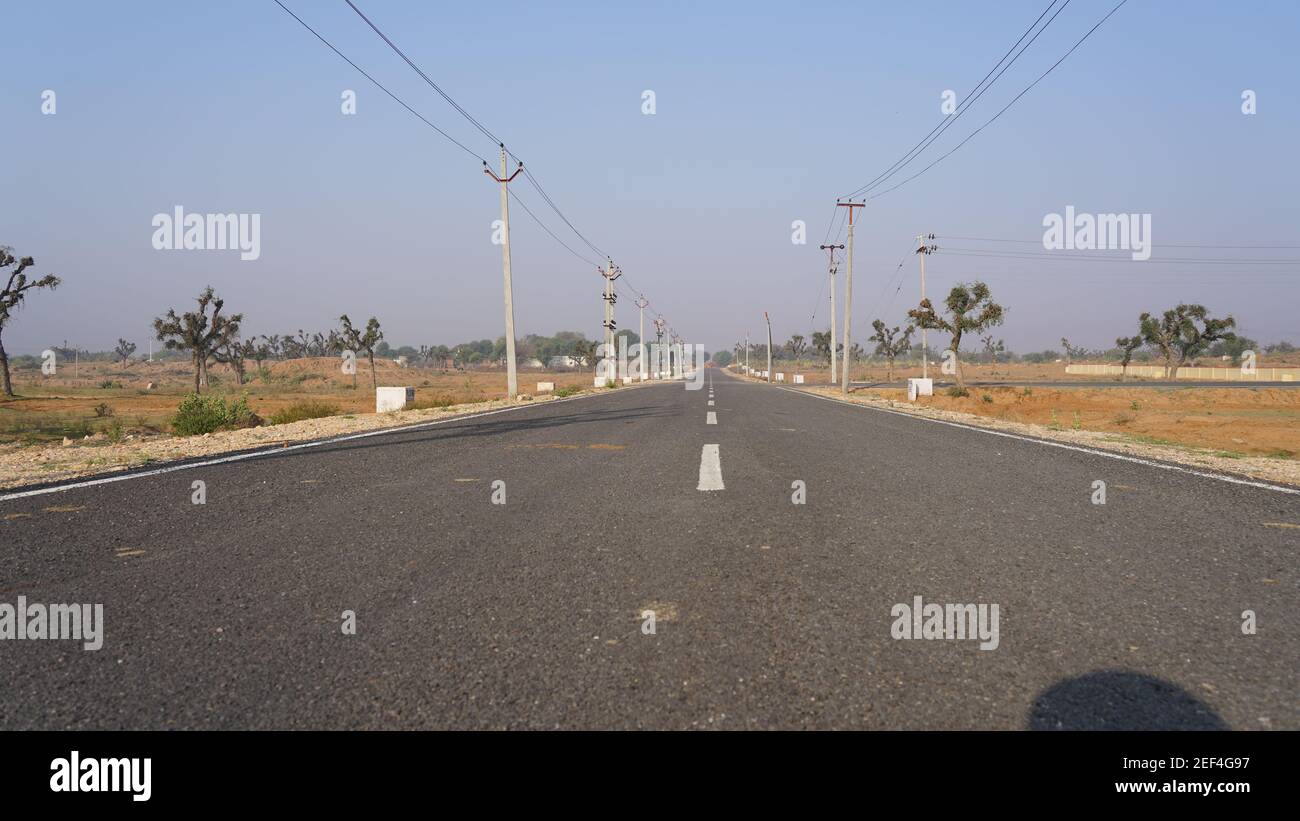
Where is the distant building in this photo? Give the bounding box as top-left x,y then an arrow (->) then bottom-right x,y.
547,355 -> 587,369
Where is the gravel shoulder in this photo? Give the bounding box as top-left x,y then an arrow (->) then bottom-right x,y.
0,385 -> 639,493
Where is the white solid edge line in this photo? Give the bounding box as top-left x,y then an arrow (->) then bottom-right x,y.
784,387 -> 1300,496
0,390 -> 610,503
698,443 -> 724,490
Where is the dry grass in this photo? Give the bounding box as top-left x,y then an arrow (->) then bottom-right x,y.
858,385 -> 1300,459
0,358 -> 592,446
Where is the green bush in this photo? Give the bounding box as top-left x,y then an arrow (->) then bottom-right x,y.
267,400 -> 341,426
981,393 -> 993,403
171,393 -> 261,436
93,402 -> 114,418
946,386 -> 969,398
553,386 -> 582,398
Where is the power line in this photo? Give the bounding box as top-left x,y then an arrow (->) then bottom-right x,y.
519,168 -> 608,260
272,0 -> 486,162
343,0 -> 613,274
867,0 -> 1130,201
937,234 -> 1300,250
278,1 -> 678,335
508,189 -> 601,268
343,0 -> 500,146
844,0 -> 1068,199
935,249 -> 1300,264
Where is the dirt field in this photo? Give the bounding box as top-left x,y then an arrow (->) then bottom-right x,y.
0,357 -> 592,446
735,358 -> 1300,460
854,384 -> 1299,459
783,357 -> 1299,385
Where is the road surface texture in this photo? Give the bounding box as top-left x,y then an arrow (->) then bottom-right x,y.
1,369 -> 1295,729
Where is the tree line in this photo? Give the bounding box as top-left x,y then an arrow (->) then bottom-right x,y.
1,245 -> 1294,399
726,281 -> 1289,388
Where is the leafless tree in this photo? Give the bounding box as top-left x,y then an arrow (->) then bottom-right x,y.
153,286 -> 242,394
340,314 -> 383,391
868,319 -> 914,381
0,247 -> 61,397
115,338 -> 137,367
785,334 -> 807,362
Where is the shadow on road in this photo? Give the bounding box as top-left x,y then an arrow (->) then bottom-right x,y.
1027,670 -> 1229,730
249,404 -> 675,463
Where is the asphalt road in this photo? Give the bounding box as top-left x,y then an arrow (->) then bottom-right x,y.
1,369 -> 1295,729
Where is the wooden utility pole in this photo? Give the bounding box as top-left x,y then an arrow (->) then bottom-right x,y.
837,199 -> 865,395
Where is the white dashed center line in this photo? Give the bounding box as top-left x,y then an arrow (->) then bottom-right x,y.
706,411 -> 717,425
697,444 -> 724,491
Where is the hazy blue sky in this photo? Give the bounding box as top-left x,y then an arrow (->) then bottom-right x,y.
3,0 -> 1297,356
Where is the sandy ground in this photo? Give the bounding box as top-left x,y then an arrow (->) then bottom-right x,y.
0,358 -> 624,491
799,385 -> 1300,488
0,358 -> 593,441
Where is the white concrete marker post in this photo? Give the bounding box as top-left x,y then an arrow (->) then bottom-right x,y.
376,387 -> 415,413
907,377 -> 933,401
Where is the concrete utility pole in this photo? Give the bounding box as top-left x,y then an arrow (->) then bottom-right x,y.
483,144 -> 523,398
599,259 -> 621,382
819,242 -> 844,385
915,233 -> 937,380
764,312 -> 773,382
837,199 -> 865,395
653,317 -> 666,378
635,296 -> 649,380
745,331 -> 750,375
